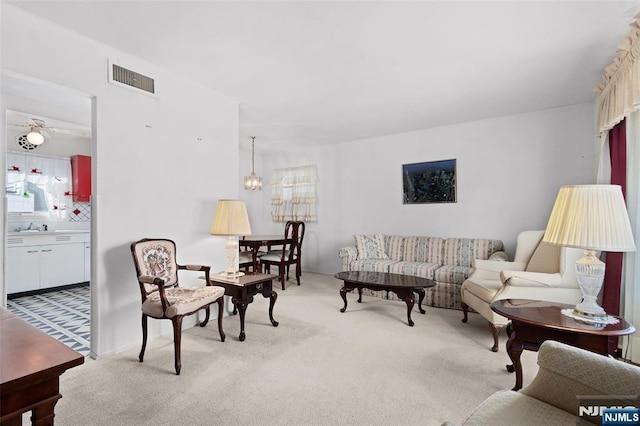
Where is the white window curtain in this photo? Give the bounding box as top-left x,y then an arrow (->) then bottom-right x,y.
270,165 -> 318,222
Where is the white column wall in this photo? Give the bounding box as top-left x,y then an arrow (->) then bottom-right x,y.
245,103 -> 597,274
1,5 -> 239,357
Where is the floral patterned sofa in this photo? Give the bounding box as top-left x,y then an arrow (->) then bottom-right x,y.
338,234 -> 505,310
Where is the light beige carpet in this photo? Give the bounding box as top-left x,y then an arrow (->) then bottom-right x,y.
51,272 -> 538,425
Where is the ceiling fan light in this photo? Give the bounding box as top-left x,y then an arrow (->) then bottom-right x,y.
27,129 -> 44,145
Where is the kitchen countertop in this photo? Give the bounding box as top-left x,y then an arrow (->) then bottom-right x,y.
8,230 -> 90,236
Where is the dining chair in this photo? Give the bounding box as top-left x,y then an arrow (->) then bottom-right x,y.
131,238 -> 226,375
259,221 -> 305,290
239,236 -> 262,272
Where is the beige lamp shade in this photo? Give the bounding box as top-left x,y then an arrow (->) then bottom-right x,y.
543,185 -> 636,252
210,200 -> 252,236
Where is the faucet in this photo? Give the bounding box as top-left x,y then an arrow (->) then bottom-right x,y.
27,222 -> 34,230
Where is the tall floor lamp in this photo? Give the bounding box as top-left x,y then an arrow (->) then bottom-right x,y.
543,185 -> 636,322
210,199 -> 252,277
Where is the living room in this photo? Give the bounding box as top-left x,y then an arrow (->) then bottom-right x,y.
1,2 -> 639,424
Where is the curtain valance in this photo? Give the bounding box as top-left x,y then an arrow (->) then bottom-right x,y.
595,13 -> 640,136
270,165 -> 318,222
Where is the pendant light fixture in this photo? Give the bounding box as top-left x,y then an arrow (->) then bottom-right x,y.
244,136 -> 262,191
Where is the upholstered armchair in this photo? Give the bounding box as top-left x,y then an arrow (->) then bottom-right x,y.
447,340 -> 640,425
461,230 -> 583,351
131,238 -> 226,375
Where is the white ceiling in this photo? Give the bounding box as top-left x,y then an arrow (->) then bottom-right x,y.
6,1 -> 640,152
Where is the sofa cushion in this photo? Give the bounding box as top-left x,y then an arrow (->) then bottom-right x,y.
526,242 -> 561,273
460,390 -> 589,426
350,259 -> 398,272
402,236 -> 444,263
443,238 -> 504,267
385,235 -> 406,261
434,265 -> 473,284
388,261 -> 440,278
355,234 -> 389,260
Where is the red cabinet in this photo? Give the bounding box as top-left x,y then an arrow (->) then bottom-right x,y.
71,155 -> 91,202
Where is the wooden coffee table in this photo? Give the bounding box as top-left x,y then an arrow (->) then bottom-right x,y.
491,299 -> 636,391
208,272 -> 279,341
334,271 -> 436,326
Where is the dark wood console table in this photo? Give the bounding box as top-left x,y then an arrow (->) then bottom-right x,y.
490,299 -> 635,391
1,307 -> 84,425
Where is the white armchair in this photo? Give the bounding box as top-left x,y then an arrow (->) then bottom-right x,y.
461,230 -> 583,352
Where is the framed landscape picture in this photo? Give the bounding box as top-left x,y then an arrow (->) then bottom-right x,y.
402,159 -> 457,204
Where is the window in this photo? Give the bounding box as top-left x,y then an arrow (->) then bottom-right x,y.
270,165 -> 318,222
6,153 -> 71,219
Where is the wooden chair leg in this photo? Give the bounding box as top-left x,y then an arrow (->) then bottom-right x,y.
489,322 -> 501,352
280,265 -> 286,290
172,316 -> 184,375
217,297 -> 226,342
139,314 -> 148,362
199,307 -> 210,327
461,302 -> 469,323
296,265 -> 301,285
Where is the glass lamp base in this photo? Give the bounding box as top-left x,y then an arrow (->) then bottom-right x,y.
572,305 -> 608,321
574,249 -> 608,321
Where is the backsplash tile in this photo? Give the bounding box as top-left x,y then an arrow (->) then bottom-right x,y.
69,202 -> 90,223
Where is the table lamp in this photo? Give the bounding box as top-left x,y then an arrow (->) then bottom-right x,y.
543,185 -> 636,321
210,199 -> 252,277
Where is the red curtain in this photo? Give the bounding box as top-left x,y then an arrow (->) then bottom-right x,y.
603,119 -> 626,319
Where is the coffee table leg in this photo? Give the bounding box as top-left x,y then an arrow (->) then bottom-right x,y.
404,296 -> 415,327
415,288 -> 426,314
340,285 -> 349,312
357,287 -> 363,303
264,290 -> 279,327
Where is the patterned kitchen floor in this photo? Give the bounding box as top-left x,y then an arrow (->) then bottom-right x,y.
7,286 -> 91,356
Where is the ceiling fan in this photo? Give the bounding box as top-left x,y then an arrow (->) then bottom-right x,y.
9,118 -> 91,147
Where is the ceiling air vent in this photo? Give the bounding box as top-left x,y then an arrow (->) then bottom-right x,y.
108,61 -> 156,95
15,134 -> 40,151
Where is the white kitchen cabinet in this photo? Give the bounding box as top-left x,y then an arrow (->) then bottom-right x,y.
40,243 -> 85,288
7,232 -> 89,294
7,246 -> 41,293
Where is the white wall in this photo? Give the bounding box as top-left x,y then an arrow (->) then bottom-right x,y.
1,5 -> 239,357
244,103 -> 598,274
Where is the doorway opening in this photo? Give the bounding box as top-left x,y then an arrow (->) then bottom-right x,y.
2,72 -> 94,357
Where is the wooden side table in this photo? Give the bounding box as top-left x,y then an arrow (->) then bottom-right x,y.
490,299 -> 636,391
208,272 -> 279,341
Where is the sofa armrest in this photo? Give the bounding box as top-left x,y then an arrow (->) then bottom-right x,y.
488,251 -> 509,261
338,245 -> 358,270
338,245 -> 357,259
500,270 -> 563,287
522,341 -> 640,415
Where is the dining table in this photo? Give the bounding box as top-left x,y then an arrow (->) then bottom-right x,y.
240,234 -> 290,272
